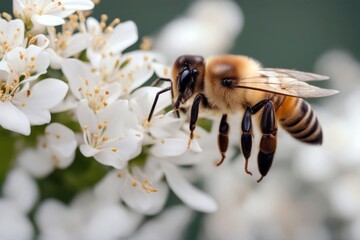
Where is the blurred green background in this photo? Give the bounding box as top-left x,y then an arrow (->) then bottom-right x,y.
2,0 -> 359,72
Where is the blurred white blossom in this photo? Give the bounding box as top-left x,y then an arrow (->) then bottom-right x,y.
154,0 -> 243,63
0,168 -> 38,240
17,122 -> 77,177
36,190 -> 142,240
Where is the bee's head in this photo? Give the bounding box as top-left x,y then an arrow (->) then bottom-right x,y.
173,55 -> 205,106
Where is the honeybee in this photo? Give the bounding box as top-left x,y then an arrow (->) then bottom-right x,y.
148,55 -> 338,182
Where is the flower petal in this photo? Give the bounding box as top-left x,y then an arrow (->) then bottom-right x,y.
0,199 -> 34,240
2,168 -> 38,212
46,123 -> 77,159
106,21 -> 138,54
161,162 -> 218,212
62,0 -> 95,10
150,138 -> 188,158
80,144 -> 100,157
82,204 -> 142,239
31,14 -> 65,26
97,100 -> 129,138
94,130 -> 143,169
13,78 -> 68,125
76,100 -> 98,133
17,148 -> 54,178
63,33 -> 90,57
128,206 -> 193,240
0,101 -> 30,135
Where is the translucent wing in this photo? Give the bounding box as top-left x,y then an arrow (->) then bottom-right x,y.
259,68 -> 329,81
234,69 -> 338,98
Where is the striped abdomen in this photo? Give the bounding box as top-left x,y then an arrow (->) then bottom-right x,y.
277,96 -> 322,144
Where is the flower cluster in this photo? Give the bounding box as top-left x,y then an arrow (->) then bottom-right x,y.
0,0 -> 223,238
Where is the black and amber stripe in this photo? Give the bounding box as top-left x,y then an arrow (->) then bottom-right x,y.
278,97 -> 322,144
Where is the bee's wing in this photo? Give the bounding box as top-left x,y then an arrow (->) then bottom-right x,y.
234,75 -> 338,98
259,68 -> 329,81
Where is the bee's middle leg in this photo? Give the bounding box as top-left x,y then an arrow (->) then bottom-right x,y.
216,114 -> 229,166
188,94 -> 205,148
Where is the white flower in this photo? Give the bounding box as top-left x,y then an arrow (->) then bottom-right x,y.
46,26 -> 90,69
86,17 -> 138,67
17,122 -> 77,177
13,0 -> 95,30
0,18 -> 25,58
0,50 -> 68,135
0,45 -> 49,83
94,50 -> 159,96
36,191 -> 142,240
95,165 -> 169,215
77,99 -> 143,169
62,58 -> 122,111
0,168 -> 38,240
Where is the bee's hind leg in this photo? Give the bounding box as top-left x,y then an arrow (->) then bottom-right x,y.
256,100 -> 277,182
216,114 -> 229,166
241,106 -> 253,175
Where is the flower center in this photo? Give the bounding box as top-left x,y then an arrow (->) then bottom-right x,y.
78,80 -> 110,112
23,0 -> 66,16
117,170 -> 159,193
82,120 -> 117,152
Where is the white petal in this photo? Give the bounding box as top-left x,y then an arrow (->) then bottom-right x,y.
62,0 -> 95,10
80,144 -> 100,157
128,206 -> 193,240
31,14 -> 65,26
153,62 -> 172,79
130,86 -> 171,121
17,148 -> 54,178
62,58 -> 99,100
86,17 -> 101,34
31,34 -> 50,49
14,79 -> 68,125
0,101 -> 30,135
35,199 -> 69,236
150,138 -> 188,158
82,204 -> 142,239
3,168 -> 38,212
46,123 -> 77,159
161,162 -> 218,212
98,100 -> 129,138
15,78 -> 68,109
76,100 -> 98,132
63,33 -> 90,57
94,132 -> 143,169
0,200 -> 33,240
150,115 -> 183,138
94,171 -> 123,204
46,48 -> 63,69
106,21 -> 138,54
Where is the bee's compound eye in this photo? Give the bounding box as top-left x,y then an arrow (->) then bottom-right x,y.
222,78 -> 234,88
